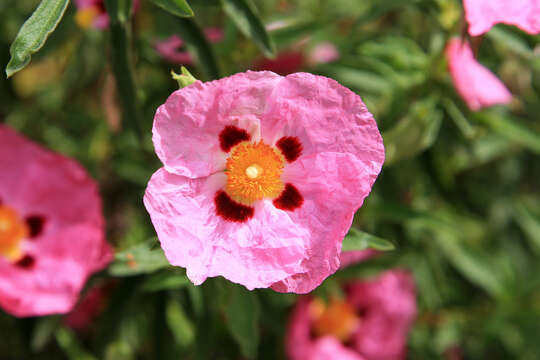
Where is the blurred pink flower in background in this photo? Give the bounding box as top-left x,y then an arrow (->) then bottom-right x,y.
144,71 -> 384,294
155,28 -> 224,64
0,126 -> 112,317
307,42 -> 340,66
64,282 -> 114,331
74,0 -> 139,29
446,38 -> 512,111
463,0 -> 540,36
340,249 -> 378,269
286,270 -> 417,360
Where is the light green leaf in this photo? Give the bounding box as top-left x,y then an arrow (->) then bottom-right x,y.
222,0 -> 276,57
318,64 -> 392,95
342,228 -> 395,251
6,0 -> 69,78
166,299 -> 195,348
383,97 -> 443,165
149,0 -> 194,17
171,66 -> 197,88
477,112 -> 540,154
176,18 -> 219,79
109,239 -> 170,276
222,284 -> 260,359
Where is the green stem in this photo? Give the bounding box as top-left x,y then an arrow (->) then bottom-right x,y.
104,0 -> 143,139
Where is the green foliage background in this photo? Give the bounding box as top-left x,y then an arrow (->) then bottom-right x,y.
2,0 -> 540,358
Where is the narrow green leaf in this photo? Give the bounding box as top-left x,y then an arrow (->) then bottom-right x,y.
513,198 -> 540,256
140,269 -> 190,292
149,0 -> 194,17
109,239 -> 170,276
477,112 -> 540,154
342,228 -> 395,251
221,0 -> 275,57
176,18 -> 219,79
222,284 -> 260,359
6,0 -> 69,78
56,327 -> 98,360
31,316 -> 61,352
383,97 -> 443,165
166,299 -> 195,348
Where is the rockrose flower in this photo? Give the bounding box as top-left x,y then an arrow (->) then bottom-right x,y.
463,0 -> 540,36
144,71 -> 384,293
155,28 -> 224,65
74,0 -> 139,29
286,270 -> 417,360
446,38 -> 512,111
0,126 -> 111,317
64,281 -> 114,331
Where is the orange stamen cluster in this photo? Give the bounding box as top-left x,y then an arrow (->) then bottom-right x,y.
0,205 -> 27,262
225,141 -> 285,205
310,298 -> 360,342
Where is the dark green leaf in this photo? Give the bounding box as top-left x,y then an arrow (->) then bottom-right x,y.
31,316 -> 61,352
176,18 -> 219,79
149,0 -> 194,17
109,239 -> 170,276
221,0 -> 275,57
166,299 -> 195,348
140,269 -> 190,292
222,284 -> 260,359
342,227 -> 395,251
6,0 -> 69,78
56,327 -> 98,360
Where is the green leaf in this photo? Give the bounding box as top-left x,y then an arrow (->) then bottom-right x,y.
318,64 -> 393,95
109,239 -> 170,276
31,316 -> 61,352
513,198 -> 540,256
221,0 -> 276,57
140,269 -> 190,292
171,66 -> 197,88
148,0 -> 194,17
6,0 -> 69,78
476,112 -> 540,154
222,284 -> 260,359
342,227 -> 395,251
383,97 -> 443,165
176,18 -> 220,79
166,299 -> 195,348
56,327 -> 98,360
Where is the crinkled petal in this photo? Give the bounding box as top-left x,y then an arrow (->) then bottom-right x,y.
152,71 -> 281,178
464,0 -> 540,36
446,38 -> 512,111
143,168 -> 309,289
261,72 -> 385,167
272,152 -> 381,293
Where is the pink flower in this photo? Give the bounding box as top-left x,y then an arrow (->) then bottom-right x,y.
0,126 -> 112,317
144,71 -> 385,293
64,282 -> 114,331
286,270 -> 417,360
307,42 -> 340,66
463,0 -> 540,36
340,249 -> 378,269
446,38 -> 512,111
155,28 -> 224,64
74,0 -> 139,29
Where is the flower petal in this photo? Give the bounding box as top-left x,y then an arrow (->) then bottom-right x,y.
143,168 -> 309,289
463,0 -> 540,36
272,152 -> 381,293
446,38 -> 512,111
152,71 -> 281,178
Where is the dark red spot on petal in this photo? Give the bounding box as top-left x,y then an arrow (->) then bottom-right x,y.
276,136 -> 303,162
273,183 -> 303,211
219,125 -> 251,152
15,254 -> 35,269
214,191 -> 254,223
25,215 -> 46,238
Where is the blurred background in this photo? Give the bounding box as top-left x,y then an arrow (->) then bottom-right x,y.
2,0 -> 540,359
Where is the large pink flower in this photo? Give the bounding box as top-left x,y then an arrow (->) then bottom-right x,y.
144,71 -> 385,293
74,0 -> 139,29
286,270 -> 417,360
463,0 -> 540,36
446,38 -> 512,111
0,126 -> 112,317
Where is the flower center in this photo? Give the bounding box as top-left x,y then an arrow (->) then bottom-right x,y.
310,298 -> 360,342
225,141 -> 284,205
0,205 -> 28,262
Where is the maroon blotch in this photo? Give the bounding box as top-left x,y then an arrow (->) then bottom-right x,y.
276,136 -> 302,162
15,254 -> 36,269
219,125 -> 251,152
214,191 -> 254,222
25,215 -> 46,238
273,183 -> 303,211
